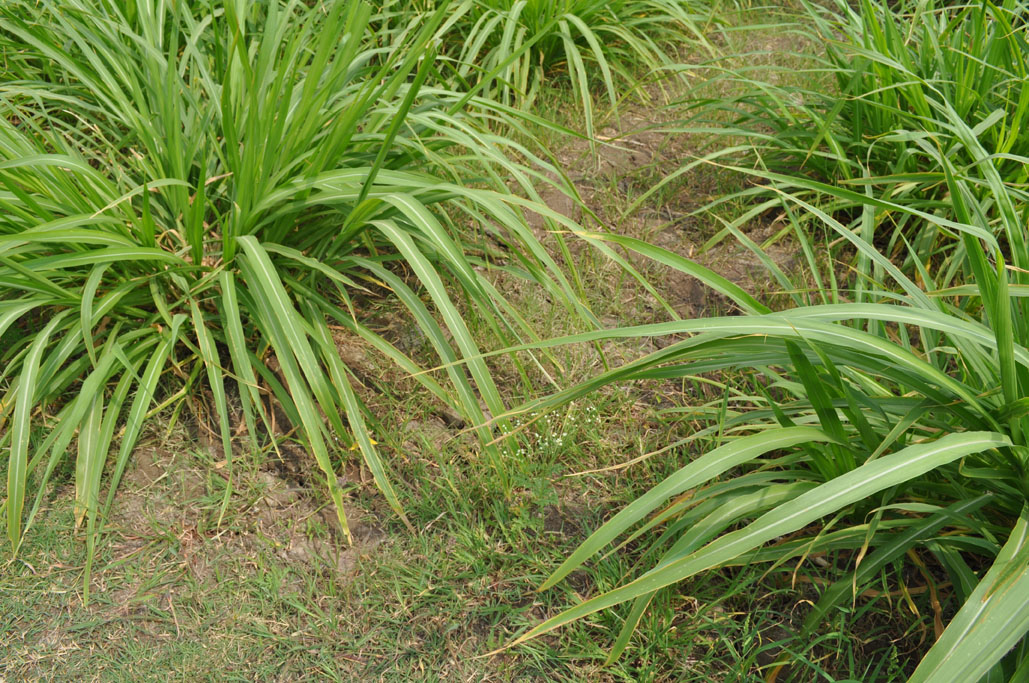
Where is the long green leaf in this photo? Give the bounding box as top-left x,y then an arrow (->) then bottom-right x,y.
541,426 -> 834,590
510,431 -> 1010,646
910,505 -> 1029,683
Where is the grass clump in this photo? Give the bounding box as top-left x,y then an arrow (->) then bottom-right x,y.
675,0 -> 1029,268
698,0 -> 1029,183
0,0 -> 592,583
507,169 -> 1029,680
409,0 -> 716,144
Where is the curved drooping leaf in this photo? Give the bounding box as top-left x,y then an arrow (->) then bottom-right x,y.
510,432 -> 1010,646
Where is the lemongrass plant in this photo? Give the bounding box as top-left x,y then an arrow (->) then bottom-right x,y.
0,0 -> 598,593
498,154 -> 1029,678
671,0 -> 1029,266
394,0 -> 716,145
693,0 -> 1029,183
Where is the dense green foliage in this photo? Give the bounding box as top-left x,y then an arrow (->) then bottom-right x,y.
0,0 -> 591,589
407,0 -> 714,141
507,174 -> 1029,680
686,0 -> 1029,264
712,0 -> 1029,183
3,0 -> 1029,679
502,1 -> 1029,680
